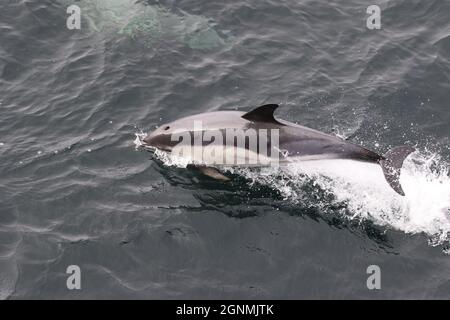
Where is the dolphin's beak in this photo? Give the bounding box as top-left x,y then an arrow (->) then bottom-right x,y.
141,132 -> 172,152
143,128 -> 161,145
142,134 -> 152,145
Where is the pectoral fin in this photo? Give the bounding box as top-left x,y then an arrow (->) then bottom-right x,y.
198,166 -> 230,181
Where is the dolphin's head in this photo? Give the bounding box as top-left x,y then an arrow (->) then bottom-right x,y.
142,110 -> 248,151
142,121 -> 179,151
143,114 -> 202,151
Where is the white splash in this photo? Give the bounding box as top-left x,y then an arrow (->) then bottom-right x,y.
136,131 -> 450,246
232,151 -> 450,245
133,131 -> 147,149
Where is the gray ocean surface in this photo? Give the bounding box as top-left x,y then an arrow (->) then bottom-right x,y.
1,0 -> 450,299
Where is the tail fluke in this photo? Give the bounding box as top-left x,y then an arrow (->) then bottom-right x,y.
379,146 -> 415,196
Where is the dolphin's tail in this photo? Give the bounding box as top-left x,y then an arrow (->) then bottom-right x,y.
379,146 -> 415,196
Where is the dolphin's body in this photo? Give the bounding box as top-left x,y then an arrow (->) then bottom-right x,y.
143,104 -> 415,196
59,0 -> 224,49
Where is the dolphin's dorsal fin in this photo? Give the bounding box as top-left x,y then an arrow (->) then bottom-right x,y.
242,104 -> 283,125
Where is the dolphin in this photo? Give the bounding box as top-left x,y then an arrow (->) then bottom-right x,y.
59,0 -> 224,49
142,104 -> 415,196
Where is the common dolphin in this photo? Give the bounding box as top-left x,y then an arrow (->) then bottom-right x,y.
59,0 -> 224,49
142,104 -> 415,196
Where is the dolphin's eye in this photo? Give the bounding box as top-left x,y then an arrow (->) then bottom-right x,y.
164,126 -> 170,130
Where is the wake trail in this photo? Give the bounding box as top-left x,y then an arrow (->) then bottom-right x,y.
134,133 -> 450,246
